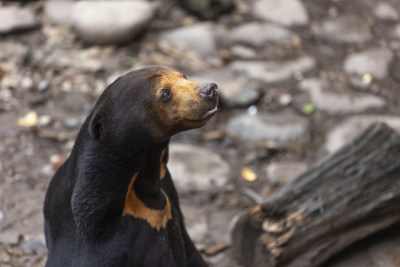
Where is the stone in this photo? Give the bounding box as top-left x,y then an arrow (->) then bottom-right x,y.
231,22 -> 294,47
392,24 -> 400,39
266,161 -> 308,185
253,0 -> 309,26
299,78 -> 386,113
226,113 -> 309,148
229,56 -> 315,84
44,1 -> 75,25
23,239 -> 46,256
344,48 -> 393,80
194,71 -> 260,107
180,204 -> 208,243
167,143 -> 230,193
158,23 -> 219,58
0,229 -> 20,245
71,1 -> 154,45
325,115 -> 400,154
231,45 -> 257,59
178,0 -> 234,20
0,41 -> 28,61
63,117 -> 79,129
0,6 -> 39,35
37,80 -> 51,92
374,3 -> 399,21
314,16 -> 372,44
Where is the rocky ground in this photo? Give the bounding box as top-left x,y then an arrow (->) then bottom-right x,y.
1,0 -> 400,266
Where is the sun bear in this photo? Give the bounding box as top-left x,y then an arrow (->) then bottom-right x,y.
44,67 -> 218,266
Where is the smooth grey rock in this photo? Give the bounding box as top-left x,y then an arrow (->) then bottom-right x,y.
314,16 -> 372,44
325,115 -> 400,154
158,23 -> 219,58
226,113 -> 309,148
299,78 -> 386,113
23,239 -> 46,256
230,56 -> 315,84
44,1 -> 74,25
253,0 -> 309,26
194,71 -> 260,107
266,161 -> 308,185
344,48 -> 393,80
0,41 -> 28,60
168,143 -> 230,193
231,22 -> 294,47
0,6 -> 39,34
71,1 -> 154,45
374,3 -> 399,21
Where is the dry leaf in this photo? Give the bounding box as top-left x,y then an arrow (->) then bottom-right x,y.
242,167 -> 257,182
17,111 -> 38,128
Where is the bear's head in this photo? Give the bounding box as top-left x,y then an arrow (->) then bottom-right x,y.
88,67 -> 218,148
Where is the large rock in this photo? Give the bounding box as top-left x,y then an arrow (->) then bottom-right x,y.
299,78 -> 386,113
44,1 -> 75,25
226,113 -> 309,148
325,115 -> 400,154
168,143 -> 230,193
158,23 -> 220,58
229,56 -> 315,84
0,6 -> 39,34
314,16 -> 372,44
253,0 -> 309,26
374,2 -> 399,21
71,1 -> 155,45
231,22 -> 294,47
344,48 -> 393,80
193,70 -> 260,107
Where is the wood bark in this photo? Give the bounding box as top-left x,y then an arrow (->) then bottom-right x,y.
231,123 -> 400,267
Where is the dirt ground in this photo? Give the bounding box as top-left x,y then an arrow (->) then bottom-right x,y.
1,0 -> 400,266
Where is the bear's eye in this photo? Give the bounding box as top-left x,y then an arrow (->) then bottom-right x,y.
161,89 -> 172,101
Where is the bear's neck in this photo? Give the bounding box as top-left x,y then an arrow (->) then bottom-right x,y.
70,136 -> 170,239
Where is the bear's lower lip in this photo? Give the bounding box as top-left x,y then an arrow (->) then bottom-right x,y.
201,105 -> 219,120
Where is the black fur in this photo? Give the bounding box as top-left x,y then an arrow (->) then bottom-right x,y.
43,67 -> 210,267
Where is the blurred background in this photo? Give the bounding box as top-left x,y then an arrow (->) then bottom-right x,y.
1,0 -> 400,266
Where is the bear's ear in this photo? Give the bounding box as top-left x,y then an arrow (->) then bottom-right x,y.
89,111 -> 102,140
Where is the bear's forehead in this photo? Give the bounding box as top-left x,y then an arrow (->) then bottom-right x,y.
156,69 -> 200,89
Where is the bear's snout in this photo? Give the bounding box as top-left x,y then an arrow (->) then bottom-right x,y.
200,83 -> 218,102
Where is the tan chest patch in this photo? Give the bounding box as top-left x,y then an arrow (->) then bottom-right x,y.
123,173 -> 172,231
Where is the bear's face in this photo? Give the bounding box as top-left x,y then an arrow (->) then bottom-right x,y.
89,67 -> 218,146
146,69 -> 219,139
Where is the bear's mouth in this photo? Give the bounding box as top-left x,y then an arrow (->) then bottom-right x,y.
201,105 -> 219,120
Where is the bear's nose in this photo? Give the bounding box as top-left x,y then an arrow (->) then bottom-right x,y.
200,83 -> 218,101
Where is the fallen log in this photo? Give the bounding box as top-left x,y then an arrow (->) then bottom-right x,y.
232,123 -> 400,267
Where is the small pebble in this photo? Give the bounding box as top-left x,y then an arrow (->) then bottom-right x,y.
63,117 -> 79,129
247,105 -> 258,116
37,80 -> 50,92
38,115 -> 52,126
